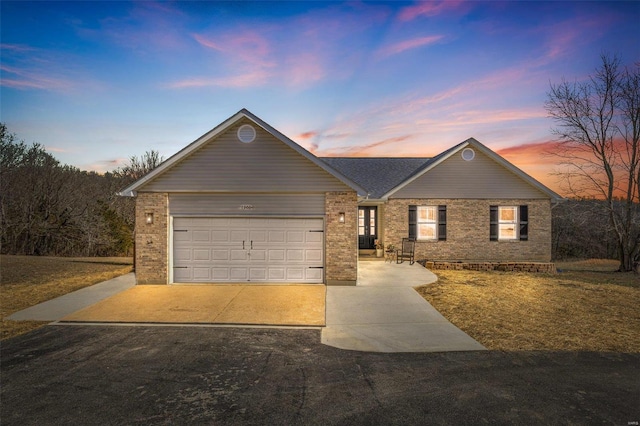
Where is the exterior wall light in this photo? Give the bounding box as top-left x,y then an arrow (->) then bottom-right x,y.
146,212 -> 154,224
339,212 -> 345,223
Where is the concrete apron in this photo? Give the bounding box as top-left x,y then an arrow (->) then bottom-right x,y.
321,262 -> 487,353
60,284 -> 325,326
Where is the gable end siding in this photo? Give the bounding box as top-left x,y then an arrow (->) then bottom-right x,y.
140,119 -> 350,193
391,148 -> 548,199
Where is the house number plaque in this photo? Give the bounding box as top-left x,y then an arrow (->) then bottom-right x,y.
239,204 -> 255,210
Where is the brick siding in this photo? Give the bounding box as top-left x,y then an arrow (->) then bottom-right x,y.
135,192 -> 168,284
384,198 -> 552,262
325,191 -> 358,285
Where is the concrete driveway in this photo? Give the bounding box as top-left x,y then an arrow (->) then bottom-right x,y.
10,261 -> 484,352
322,261 -> 486,352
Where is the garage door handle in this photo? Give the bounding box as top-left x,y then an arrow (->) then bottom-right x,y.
243,241 -> 245,250
250,240 -> 253,249
309,266 -> 324,269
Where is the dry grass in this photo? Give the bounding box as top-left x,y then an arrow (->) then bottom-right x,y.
417,259 -> 640,352
0,255 -> 133,340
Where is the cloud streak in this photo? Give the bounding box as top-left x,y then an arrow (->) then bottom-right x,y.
377,35 -> 444,58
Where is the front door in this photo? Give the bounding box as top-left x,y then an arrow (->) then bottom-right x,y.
358,207 -> 377,249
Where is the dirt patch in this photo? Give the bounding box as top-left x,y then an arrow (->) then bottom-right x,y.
1,255 -> 133,340
416,259 -> 639,352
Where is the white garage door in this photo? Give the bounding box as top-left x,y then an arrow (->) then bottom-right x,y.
172,217 -> 324,283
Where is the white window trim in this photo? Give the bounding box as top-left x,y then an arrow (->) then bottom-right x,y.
498,206 -> 518,241
417,205 -> 438,241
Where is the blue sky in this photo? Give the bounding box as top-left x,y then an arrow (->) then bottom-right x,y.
2,1 -> 639,192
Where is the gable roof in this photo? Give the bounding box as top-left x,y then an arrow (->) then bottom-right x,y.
119,109 -> 367,196
321,157 -> 429,199
380,138 -> 563,201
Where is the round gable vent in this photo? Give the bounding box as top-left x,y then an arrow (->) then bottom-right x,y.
461,147 -> 475,161
237,124 -> 256,143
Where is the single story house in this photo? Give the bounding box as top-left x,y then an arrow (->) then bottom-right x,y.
120,109 -> 563,285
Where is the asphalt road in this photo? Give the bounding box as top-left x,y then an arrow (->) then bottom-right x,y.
1,325 -> 638,425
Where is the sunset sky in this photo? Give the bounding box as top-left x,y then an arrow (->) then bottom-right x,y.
2,1 -> 639,195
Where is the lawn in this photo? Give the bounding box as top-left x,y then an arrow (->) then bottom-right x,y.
416,259 -> 640,352
0,255 -> 133,340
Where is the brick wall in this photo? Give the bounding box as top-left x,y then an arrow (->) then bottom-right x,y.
325,191 -> 358,285
135,192 -> 169,284
384,198 -> 552,262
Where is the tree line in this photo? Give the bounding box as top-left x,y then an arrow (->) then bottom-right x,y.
0,123 -> 161,257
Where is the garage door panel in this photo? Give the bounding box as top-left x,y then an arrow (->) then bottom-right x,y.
192,230 -> 210,241
173,217 -> 324,283
268,268 -> 285,280
250,250 -> 266,261
230,250 -> 248,261
193,249 -> 210,261
193,268 -> 211,280
174,249 -> 192,261
268,249 -> 285,261
211,230 -> 229,242
212,268 -> 229,280
230,268 -> 248,281
212,250 -> 229,260
287,249 -> 304,261
287,231 -> 304,243
268,230 -> 286,243
306,268 -> 323,281
174,267 -> 191,281
306,249 -> 323,262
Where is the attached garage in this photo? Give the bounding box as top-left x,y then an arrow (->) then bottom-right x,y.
121,109 -> 362,286
172,217 -> 324,283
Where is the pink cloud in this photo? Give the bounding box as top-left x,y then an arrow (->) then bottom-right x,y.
286,53 -> 326,87
397,1 -> 466,21
167,70 -> 270,89
0,64 -> 74,91
194,31 -> 275,68
320,135 -> 413,157
377,35 -> 444,58
298,131 -> 318,140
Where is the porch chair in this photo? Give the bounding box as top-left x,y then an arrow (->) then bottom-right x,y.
396,238 -> 415,265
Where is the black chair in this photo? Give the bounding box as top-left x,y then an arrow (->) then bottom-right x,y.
396,238 -> 415,265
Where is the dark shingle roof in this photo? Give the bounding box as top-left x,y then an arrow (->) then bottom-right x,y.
321,157 -> 431,198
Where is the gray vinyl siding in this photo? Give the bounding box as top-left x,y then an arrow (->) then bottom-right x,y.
140,119 -> 350,193
392,148 -> 548,199
169,193 -> 325,216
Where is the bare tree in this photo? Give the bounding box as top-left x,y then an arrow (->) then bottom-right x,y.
114,150 -> 164,184
546,54 -> 640,272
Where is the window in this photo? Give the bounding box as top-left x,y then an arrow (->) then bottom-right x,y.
498,206 -> 518,240
409,205 -> 446,241
418,206 -> 437,240
490,205 -> 528,241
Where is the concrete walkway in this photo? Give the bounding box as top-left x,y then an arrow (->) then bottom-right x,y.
8,273 -> 136,321
321,261 -> 486,353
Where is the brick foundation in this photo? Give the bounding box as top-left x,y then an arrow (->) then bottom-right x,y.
421,260 -> 556,273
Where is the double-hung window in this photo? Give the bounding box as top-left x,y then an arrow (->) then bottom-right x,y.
417,206 -> 437,240
490,205 -> 528,241
409,205 -> 446,241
